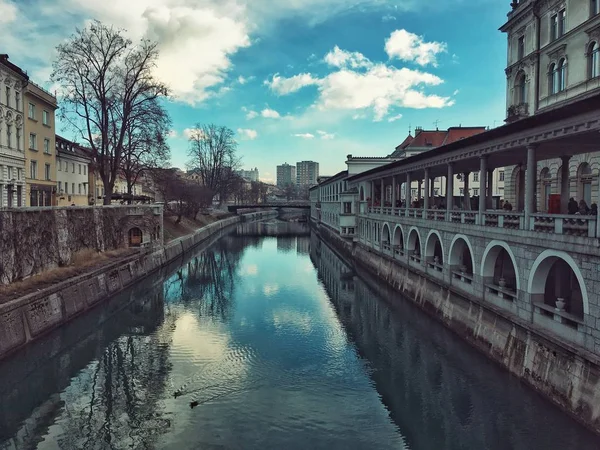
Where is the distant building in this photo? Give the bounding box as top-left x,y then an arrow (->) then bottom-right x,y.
55,135 -> 92,206
0,54 -> 28,207
24,81 -> 58,206
237,167 -> 259,182
277,163 -> 296,187
296,160 -> 319,187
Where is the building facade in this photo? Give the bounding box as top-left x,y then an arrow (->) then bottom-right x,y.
277,163 -> 296,187
296,160 -> 319,187
23,82 -> 57,206
0,55 -> 28,208
502,0 -> 600,211
236,167 -> 259,182
55,135 -> 92,206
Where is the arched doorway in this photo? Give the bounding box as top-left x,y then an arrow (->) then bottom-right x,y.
577,162 -> 592,206
481,241 -> 519,301
448,235 -> 474,284
425,231 -> 444,270
129,227 -> 143,247
529,251 -> 587,324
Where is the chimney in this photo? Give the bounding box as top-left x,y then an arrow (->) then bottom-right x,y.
415,126 -> 423,135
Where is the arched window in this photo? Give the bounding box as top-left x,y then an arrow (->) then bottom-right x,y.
558,58 -> 567,91
515,71 -> 527,103
589,42 -> 600,79
549,63 -> 558,94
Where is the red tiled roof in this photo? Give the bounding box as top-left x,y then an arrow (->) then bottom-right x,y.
442,127 -> 487,145
408,130 -> 447,148
395,134 -> 414,150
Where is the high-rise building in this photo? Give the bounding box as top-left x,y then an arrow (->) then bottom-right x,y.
296,161 -> 319,187
0,54 -> 29,208
277,163 -> 296,187
236,167 -> 259,182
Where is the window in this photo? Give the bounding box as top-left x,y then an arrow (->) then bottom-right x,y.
6,124 -> 11,147
29,133 -> 37,150
516,72 -> 527,103
549,61 -> 566,94
343,202 -> 352,214
473,172 -> 479,182
589,42 -> 600,79
593,0 -> 600,16
518,35 -> 525,60
65,183 -> 68,194
499,171 -> 505,181
45,164 -> 51,181
83,165 -> 87,175
58,181 -> 62,193
558,58 -> 566,91
551,10 -> 566,40
72,163 -> 75,173
16,127 -> 20,149
434,188 -> 439,196
72,183 -> 75,194
79,164 -> 82,174
5,86 -> 10,107
15,91 -> 20,110
459,188 -> 464,196
44,138 -> 50,154
78,184 -> 82,194
473,188 -> 479,196
30,160 -> 37,179
57,158 -> 61,171
28,102 -> 35,119
42,110 -> 49,126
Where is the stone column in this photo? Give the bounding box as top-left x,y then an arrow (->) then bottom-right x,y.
464,172 -> 470,210
380,178 -> 384,208
560,155 -> 570,214
487,169 -> 494,209
447,164 -> 454,213
417,179 -> 422,206
479,156 -> 487,222
405,172 -> 411,216
423,168 -> 430,211
524,145 -> 537,226
370,181 -> 374,206
391,175 -> 397,214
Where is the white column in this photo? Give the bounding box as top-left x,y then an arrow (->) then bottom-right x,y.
524,144 -> 537,225
405,172 -> 411,216
560,155 -> 570,214
487,169 -> 494,209
464,172 -> 470,210
423,168 -> 430,211
447,164 -> 454,213
479,156 -> 487,222
391,176 -> 396,214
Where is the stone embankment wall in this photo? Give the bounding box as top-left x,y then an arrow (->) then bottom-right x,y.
0,211 -> 275,361
314,223 -> 600,435
0,205 -> 163,285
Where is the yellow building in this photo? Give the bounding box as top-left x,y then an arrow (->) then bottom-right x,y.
55,135 -> 92,206
23,81 -> 57,206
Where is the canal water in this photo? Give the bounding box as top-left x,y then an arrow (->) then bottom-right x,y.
0,221 -> 598,449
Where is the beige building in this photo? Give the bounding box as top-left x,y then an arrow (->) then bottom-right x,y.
0,54 -> 28,208
24,82 -> 58,206
55,135 -> 92,206
502,0 -> 600,211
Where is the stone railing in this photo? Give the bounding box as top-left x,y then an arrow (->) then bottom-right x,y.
530,213 -> 597,238
425,209 -> 446,221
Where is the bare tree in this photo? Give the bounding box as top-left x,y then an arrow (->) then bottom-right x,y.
186,124 -> 240,204
121,98 -> 171,203
51,20 -> 169,204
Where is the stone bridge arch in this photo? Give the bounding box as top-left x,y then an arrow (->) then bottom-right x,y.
425,229 -> 444,266
448,234 -> 475,276
407,227 -> 422,259
392,224 -> 405,250
481,240 -> 520,292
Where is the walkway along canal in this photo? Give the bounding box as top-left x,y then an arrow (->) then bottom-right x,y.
0,221 -> 598,449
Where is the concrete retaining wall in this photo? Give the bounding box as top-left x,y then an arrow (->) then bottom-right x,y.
314,223 -> 600,435
0,211 -> 276,361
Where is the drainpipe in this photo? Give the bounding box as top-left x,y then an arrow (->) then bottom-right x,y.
533,7 -> 541,114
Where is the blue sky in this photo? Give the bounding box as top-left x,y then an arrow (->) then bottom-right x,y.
1,0 -> 509,184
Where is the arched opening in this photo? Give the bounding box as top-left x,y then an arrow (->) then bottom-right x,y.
425,231 -> 444,270
539,167 -> 552,211
128,227 -> 143,247
577,162 -> 592,206
588,41 -> 599,79
529,252 -> 587,323
393,226 -> 404,254
448,236 -> 474,284
515,71 -> 527,104
381,223 -> 391,251
511,166 -> 525,211
481,242 -> 519,301
407,228 -> 422,263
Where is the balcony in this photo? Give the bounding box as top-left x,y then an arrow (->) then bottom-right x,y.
505,103 -> 529,123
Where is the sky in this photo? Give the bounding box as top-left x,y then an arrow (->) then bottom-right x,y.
0,0 -> 510,185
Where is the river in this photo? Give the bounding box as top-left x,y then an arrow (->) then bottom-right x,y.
0,220 -> 598,449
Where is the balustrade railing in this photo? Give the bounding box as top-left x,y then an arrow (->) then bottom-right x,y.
482,212 -> 523,229
530,213 -> 597,238
425,209 -> 446,221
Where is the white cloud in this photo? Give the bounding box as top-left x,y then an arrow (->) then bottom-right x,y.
382,14 -> 396,22
246,110 -> 258,119
270,40 -> 453,121
324,46 -> 372,69
237,128 -> 258,140
183,127 -> 203,139
317,130 -> 335,139
387,114 -> 403,122
0,0 -> 17,23
293,133 -> 315,139
453,89 -> 460,96
261,108 -> 281,118
385,29 -> 447,67
238,75 -> 255,84
168,129 -> 178,138
265,73 -> 321,95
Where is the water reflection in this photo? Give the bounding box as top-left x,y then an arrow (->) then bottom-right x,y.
309,230 -> 600,450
